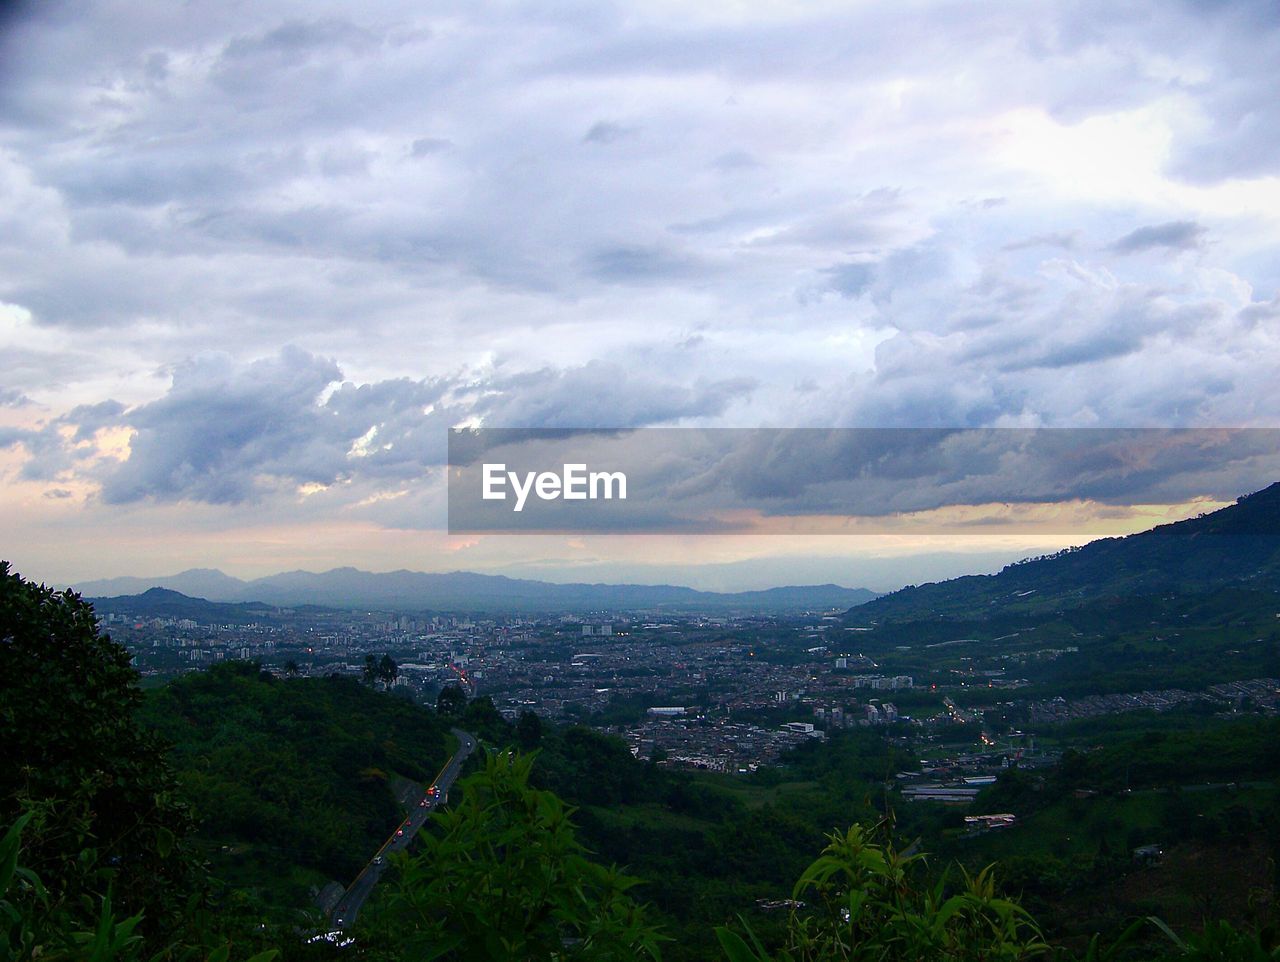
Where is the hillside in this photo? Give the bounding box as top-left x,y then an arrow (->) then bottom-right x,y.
138,662 -> 453,909
847,481 -> 1280,626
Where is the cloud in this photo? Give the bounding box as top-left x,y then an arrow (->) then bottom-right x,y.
479,361 -> 756,429
584,245 -> 708,284
1110,220 -> 1207,254
1164,0 -> 1280,183
0,426 -> 31,449
821,262 -> 876,299
410,137 -> 452,157
20,349 -> 754,509
100,348 -> 345,504
1002,231 -> 1080,252
446,426 -> 1280,535
711,150 -> 760,172
583,121 -> 637,144
0,0 -> 1278,558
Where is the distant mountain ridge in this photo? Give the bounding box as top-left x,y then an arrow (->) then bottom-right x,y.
87,587 -> 310,624
75,567 -> 877,613
846,480 -> 1280,625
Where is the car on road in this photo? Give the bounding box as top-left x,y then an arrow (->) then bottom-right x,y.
396,828 -> 404,837
373,855 -> 384,865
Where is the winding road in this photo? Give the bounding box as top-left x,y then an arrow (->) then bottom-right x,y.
330,728 -> 477,930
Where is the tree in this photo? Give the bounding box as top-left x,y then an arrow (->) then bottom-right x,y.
377,653 -> 398,687
516,709 -> 543,750
382,750 -> 664,961
0,562 -> 198,934
363,653 -> 378,687
282,659 -> 299,677
436,683 -> 468,717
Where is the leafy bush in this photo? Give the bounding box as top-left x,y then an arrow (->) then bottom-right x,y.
382,749 -> 665,961
716,822 -> 1048,962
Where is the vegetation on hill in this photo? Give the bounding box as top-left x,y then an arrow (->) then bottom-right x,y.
6,559 -> 1280,961
138,662 -> 452,907
847,481 -> 1280,625
0,561 -> 204,943
372,750 -> 665,961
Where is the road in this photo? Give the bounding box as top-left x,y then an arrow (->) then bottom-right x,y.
329,728 -> 477,930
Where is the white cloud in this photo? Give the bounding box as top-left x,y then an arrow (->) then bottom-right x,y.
1,0 -> 1278,581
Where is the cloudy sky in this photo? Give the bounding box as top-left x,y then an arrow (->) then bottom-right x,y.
1,0 -> 1278,591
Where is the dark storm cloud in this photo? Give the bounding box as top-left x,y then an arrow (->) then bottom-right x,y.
448,427 -> 1280,534
1110,221 -> 1207,254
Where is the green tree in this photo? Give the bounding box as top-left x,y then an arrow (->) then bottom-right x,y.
362,654 -> 378,687
0,562 -> 197,935
516,709 -> 543,750
377,653 -> 398,687
436,683 -> 467,717
282,659 -> 299,677
382,750 -> 664,961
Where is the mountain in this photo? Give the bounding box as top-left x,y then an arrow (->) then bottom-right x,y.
846,480 -> 1280,625
85,587 -> 312,624
76,567 -> 876,613
70,567 -> 251,601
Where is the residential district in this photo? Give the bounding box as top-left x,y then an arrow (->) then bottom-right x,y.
101,602 -> 1280,787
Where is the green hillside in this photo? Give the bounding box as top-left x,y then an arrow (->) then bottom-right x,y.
847,481 -> 1280,626
138,662 -> 452,911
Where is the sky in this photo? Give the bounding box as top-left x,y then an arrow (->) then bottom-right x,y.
1,0 -> 1278,591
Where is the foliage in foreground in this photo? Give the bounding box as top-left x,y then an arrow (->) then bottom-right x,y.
716,821 -> 1048,962
713,820 -> 1280,962
1,812 -> 278,962
0,561 -> 205,942
379,749 -> 666,961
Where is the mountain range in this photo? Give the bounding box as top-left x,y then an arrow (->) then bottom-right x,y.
75,567 -> 877,613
